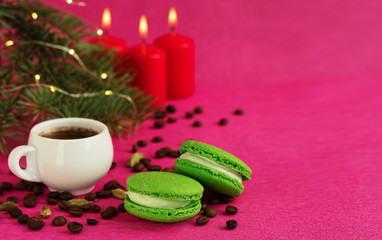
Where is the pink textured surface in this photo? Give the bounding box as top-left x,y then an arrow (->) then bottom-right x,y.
1,0 -> 382,239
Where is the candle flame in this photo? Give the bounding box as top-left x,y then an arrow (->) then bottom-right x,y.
102,8 -> 111,30
168,7 -> 177,30
139,15 -> 148,42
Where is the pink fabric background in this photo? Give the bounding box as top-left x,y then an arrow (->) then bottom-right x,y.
1,0 -> 382,239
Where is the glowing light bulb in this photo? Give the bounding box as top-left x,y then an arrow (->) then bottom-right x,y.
50,86 -> 57,93
34,74 -> 41,82
105,90 -> 113,96
31,12 -> 38,19
100,73 -> 108,79
66,0 -> 73,4
96,29 -> 103,36
68,49 -> 75,55
5,40 -> 14,47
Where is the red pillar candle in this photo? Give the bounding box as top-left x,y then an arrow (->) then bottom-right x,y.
154,8 -> 194,99
124,15 -> 166,107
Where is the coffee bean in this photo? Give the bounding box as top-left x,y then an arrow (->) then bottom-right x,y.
137,140 -> 148,147
23,198 -> 36,208
166,105 -> 176,113
7,196 -> 18,203
226,219 -> 237,229
100,209 -> 114,219
28,216 -> 40,223
154,120 -> 166,128
185,112 -> 194,118
104,180 -> 124,190
8,207 -> 22,218
17,214 -> 29,224
33,184 -> 43,196
28,219 -> 45,230
234,109 -> 244,115
90,204 -> 101,213
87,219 -> 98,225
193,121 -> 202,127
167,117 -> 177,123
85,192 -> 97,201
52,216 -> 67,226
162,168 -> 176,173
154,111 -> 167,119
140,158 -> 151,167
208,196 -> 221,205
67,222 -> 83,233
58,201 -> 69,211
58,191 -> 73,200
201,202 -> 208,211
225,205 -> 238,215
168,151 -> 180,158
15,181 -> 28,190
96,190 -> 112,198
155,150 -> 167,158
152,136 -> 164,143
68,206 -> 83,217
147,165 -> 162,171
220,195 -> 233,204
110,162 -> 117,170
133,162 -> 145,172
0,188 -> 3,196
23,194 -> 36,201
107,206 -> 118,216
219,118 -> 228,126
1,182 -> 13,191
132,144 -> 139,152
196,215 -> 210,225
80,203 -> 91,212
194,106 -> 204,114
46,197 -> 58,205
203,207 -> 217,218
47,191 -> 60,198
118,203 -> 127,212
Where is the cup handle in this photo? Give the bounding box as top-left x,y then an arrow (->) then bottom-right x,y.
8,145 -> 42,182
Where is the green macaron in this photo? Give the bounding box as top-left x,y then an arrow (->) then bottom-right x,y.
124,171 -> 204,222
174,140 -> 252,197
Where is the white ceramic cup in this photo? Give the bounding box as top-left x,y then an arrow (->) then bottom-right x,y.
8,118 -> 113,196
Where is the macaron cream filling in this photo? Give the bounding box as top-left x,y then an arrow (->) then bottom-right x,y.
179,152 -> 243,183
127,191 -> 191,209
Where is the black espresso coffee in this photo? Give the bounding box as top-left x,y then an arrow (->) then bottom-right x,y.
39,127 -> 99,140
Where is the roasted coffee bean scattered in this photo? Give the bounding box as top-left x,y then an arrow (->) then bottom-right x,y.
162,168 -> 176,173
152,136 -> 164,143
87,219 -> 98,225
118,203 -> 127,212
193,121 -> 202,127
58,191 -> 73,201
154,120 -> 166,128
225,205 -> 238,215
68,206 -> 83,217
203,207 -> 217,218
110,162 -> 117,170
209,196 -> 221,205
58,201 -> 69,211
47,191 -> 60,199
85,193 -> 97,201
107,206 -> 118,216
23,198 -> 36,208
219,118 -> 228,126
167,117 -> 177,123
90,204 -> 101,213
226,219 -> 237,229
132,144 -> 139,153
104,180 -> 124,190
220,195 -> 233,204
185,112 -> 194,118
28,219 -> 45,230
8,207 -> 22,218
168,151 -> 180,158
67,222 -> 83,233
154,111 -> 167,119
7,196 -> 18,203
33,184 -> 43,196
28,216 -> 40,223
0,188 -> 3,196
15,181 -> 29,190
147,165 -> 162,171
46,197 -> 58,205
201,202 -> 208,211
133,162 -> 145,172
137,140 -> 148,147
140,158 -> 151,167
196,215 -> 210,226
80,203 -> 91,212
17,214 -> 29,224
194,106 -> 204,114
1,182 -> 13,191
96,190 -> 112,199
166,105 -> 176,113
234,109 -> 244,115
52,216 -> 67,226
100,209 -> 114,219
155,150 -> 167,158
24,194 -> 36,201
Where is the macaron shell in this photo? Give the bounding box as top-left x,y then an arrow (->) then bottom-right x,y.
179,140 -> 252,181
126,172 -> 203,201
124,197 -> 201,222
174,158 -> 244,197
